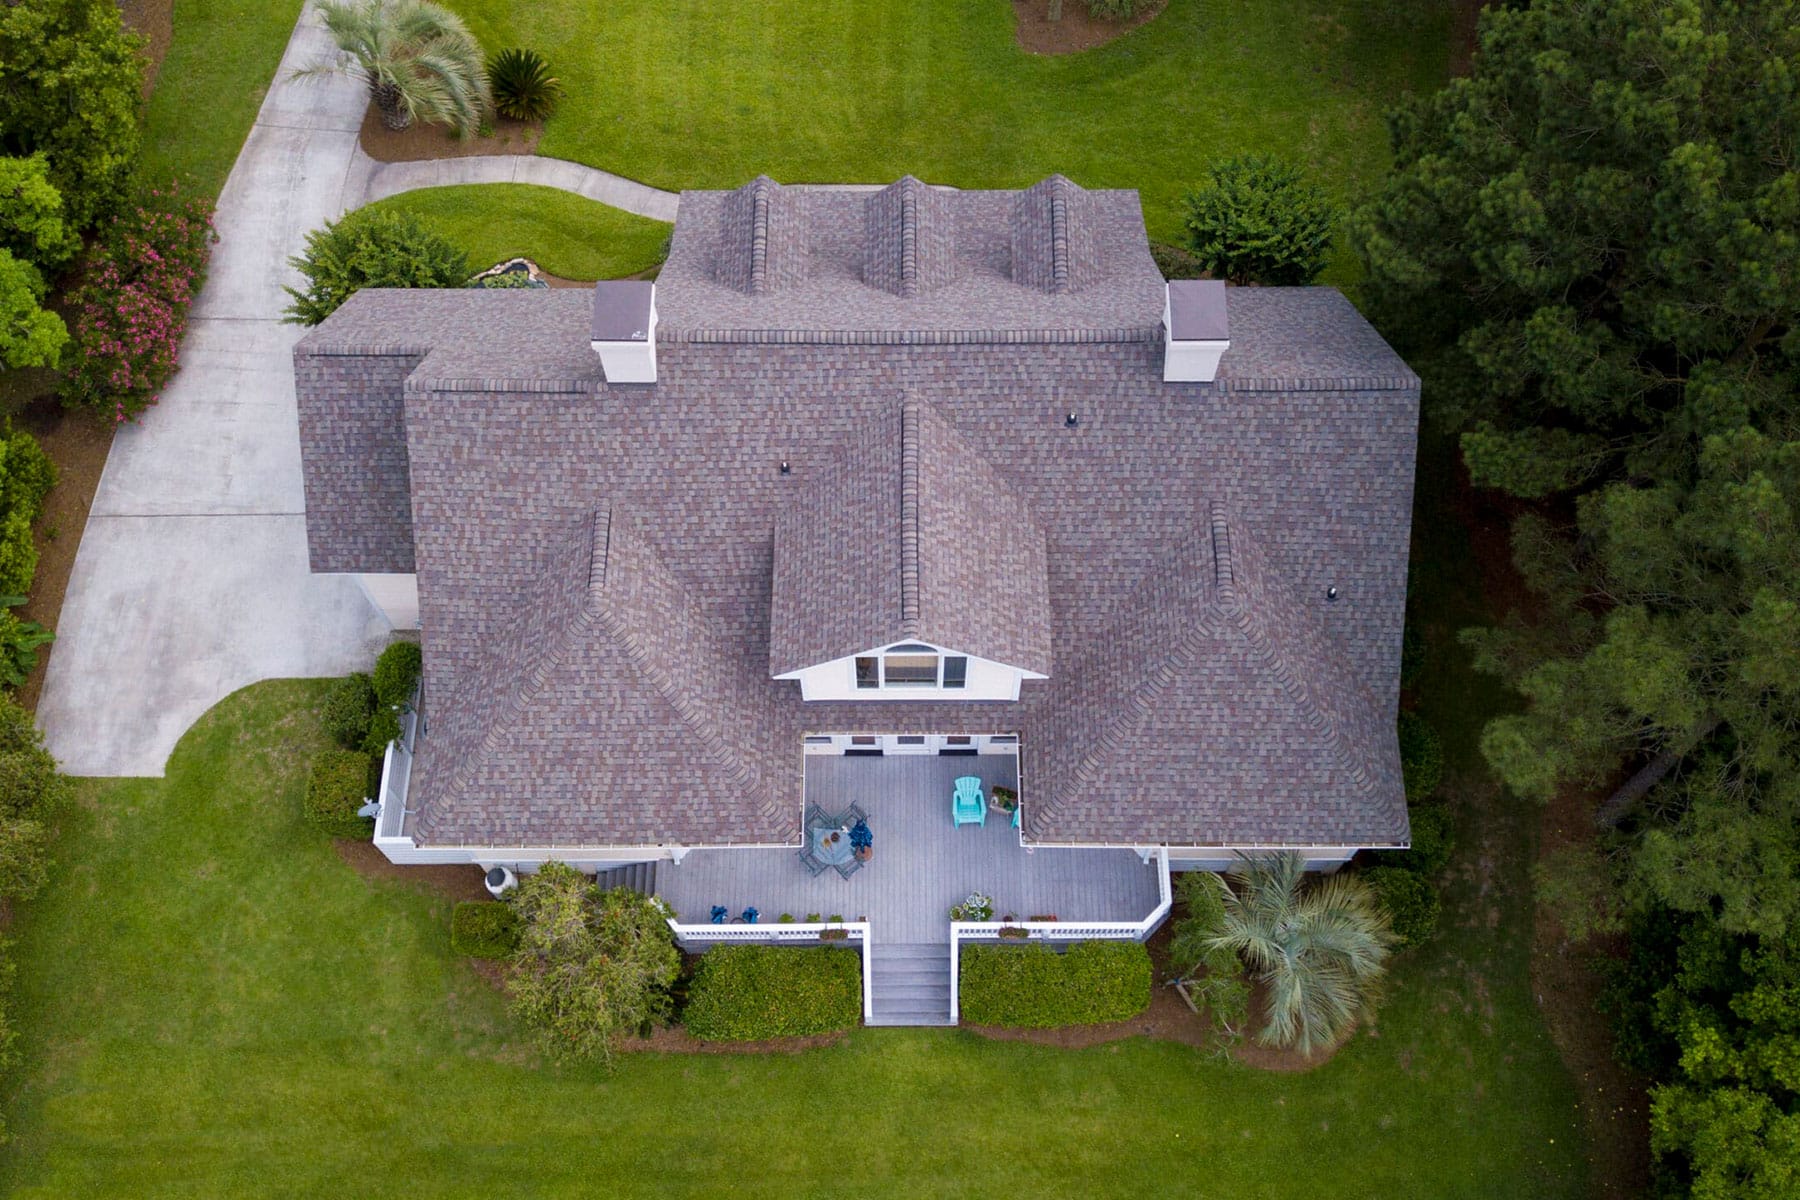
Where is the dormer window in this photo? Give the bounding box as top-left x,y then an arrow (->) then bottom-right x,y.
853,644 -> 970,691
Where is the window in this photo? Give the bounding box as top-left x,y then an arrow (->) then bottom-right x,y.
803,735 -> 833,745
942,656 -> 968,689
897,735 -> 926,746
883,653 -> 938,686
850,735 -> 877,746
946,735 -> 973,746
855,656 -> 879,689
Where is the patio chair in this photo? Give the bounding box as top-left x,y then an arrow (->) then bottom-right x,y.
952,776 -> 987,827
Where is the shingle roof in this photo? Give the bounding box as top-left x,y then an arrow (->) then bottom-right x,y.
716,176 -> 809,295
769,395 -> 1051,677
1010,174 -> 1101,294
294,177 -> 1420,850
414,503 -> 790,846
1029,503 -> 1401,843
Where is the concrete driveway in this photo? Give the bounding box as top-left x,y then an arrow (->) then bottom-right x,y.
36,12 -> 391,775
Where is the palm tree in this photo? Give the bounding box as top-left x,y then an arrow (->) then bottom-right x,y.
1205,853 -> 1395,1055
298,0 -> 491,136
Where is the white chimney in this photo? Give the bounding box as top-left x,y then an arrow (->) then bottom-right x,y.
590,281 -> 657,384
1163,279 -> 1229,383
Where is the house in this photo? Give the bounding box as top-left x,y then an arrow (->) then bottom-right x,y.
294,175 -> 1419,1025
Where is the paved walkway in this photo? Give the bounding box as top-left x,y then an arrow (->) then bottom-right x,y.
38,9 -> 677,776
345,148 -> 680,221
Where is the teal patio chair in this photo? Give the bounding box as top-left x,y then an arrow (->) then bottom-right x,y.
952,776 -> 987,827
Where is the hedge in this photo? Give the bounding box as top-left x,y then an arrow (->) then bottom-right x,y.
1369,802 -> 1454,877
1398,710 -> 1443,802
304,749 -> 373,837
959,940 -> 1151,1028
682,945 -> 861,1041
451,901 -> 520,959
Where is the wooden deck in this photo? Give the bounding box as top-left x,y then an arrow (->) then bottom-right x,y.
656,754 -> 1162,944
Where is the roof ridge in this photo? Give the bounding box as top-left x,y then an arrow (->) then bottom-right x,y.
899,395 -> 921,631
747,176 -> 775,296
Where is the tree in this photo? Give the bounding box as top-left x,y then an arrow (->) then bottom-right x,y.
0,251 -> 66,371
1182,155 -> 1337,286
283,207 -> 471,326
506,863 -> 679,1063
1168,870 -> 1250,1042
298,0 -> 491,136
1354,0 -> 1799,497
1204,854 -> 1394,1054
0,155 -> 79,270
0,0 -> 145,232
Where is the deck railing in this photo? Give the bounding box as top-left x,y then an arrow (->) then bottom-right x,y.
667,920 -> 875,1024
372,695 -> 418,844
947,847 -> 1171,1023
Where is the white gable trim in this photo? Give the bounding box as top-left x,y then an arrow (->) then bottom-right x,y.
774,639 -> 1045,701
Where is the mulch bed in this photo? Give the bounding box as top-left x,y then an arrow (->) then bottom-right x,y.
119,0 -> 174,97
331,838 -> 493,903
8,393 -> 115,716
1011,0 -> 1168,56
359,106 -> 541,163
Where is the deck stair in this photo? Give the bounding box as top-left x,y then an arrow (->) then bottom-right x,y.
594,861 -> 659,895
867,941 -> 954,1026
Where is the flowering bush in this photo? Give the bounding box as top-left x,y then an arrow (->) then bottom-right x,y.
60,184 -> 217,422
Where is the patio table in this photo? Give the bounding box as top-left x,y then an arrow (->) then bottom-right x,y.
809,826 -> 856,867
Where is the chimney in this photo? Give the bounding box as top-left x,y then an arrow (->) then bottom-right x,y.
1163,279 -> 1229,383
590,281 -> 657,384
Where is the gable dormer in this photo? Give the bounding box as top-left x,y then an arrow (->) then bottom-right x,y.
1010,174 -> 1101,294
863,176 -> 960,298
769,397 -> 1052,701
716,175 -> 808,294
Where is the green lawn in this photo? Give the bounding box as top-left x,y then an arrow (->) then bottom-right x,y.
446,0 -> 1448,272
362,184 -> 672,280
0,675 -> 1587,1197
138,0 -> 306,194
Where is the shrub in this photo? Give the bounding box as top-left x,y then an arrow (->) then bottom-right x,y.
0,154 -> 80,269
1168,871 -> 1251,1037
321,672 -> 376,748
1149,240 -> 1206,281
0,511 -> 36,597
0,0 -> 144,232
1397,710 -> 1443,802
1085,0 -> 1149,18
507,863 -> 680,1062
1182,155 -> 1337,286
283,209 -> 471,327
488,48 -> 563,122
959,941 -> 1151,1028
451,900 -> 521,959
1363,866 -> 1440,947
372,640 -> 423,708
1399,622 -> 1426,692
0,429 -> 56,523
682,945 -> 861,1040
60,184 -> 217,422
0,250 -> 66,371
304,749 -> 374,837
0,603 -> 54,689
0,694 -> 71,823
362,707 -> 401,755
1369,801 -> 1455,877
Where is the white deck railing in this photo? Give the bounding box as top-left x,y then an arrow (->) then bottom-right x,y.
947,847 -> 1171,1023
667,920 -> 875,1024
372,692 -> 418,844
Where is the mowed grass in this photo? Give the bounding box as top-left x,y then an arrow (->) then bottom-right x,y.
138,0 -> 306,193
446,0 -> 1448,271
362,184 -> 672,280
0,678 -> 1587,1198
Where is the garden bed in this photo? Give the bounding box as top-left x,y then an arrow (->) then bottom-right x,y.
1010,0 -> 1168,56
359,105 -> 540,162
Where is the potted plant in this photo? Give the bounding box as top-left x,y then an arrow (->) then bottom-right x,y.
949,892 -> 995,922
990,785 -> 1018,814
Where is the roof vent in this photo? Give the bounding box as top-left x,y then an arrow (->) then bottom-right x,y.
591,281 -> 657,384
1163,280 -> 1230,383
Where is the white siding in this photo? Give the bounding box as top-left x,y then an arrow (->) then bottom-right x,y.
355,572 -> 419,630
